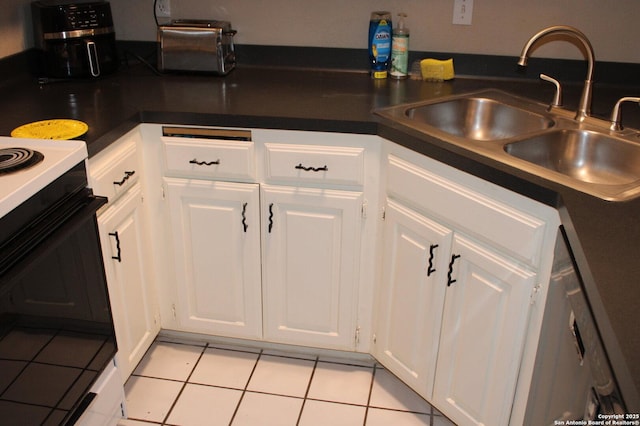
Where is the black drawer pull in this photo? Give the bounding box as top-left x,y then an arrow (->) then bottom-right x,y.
268,203 -> 274,233
427,244 -> 439,277
242,203 -> 248,232
447,254 -> 461,286
113,171 -> 135,186
295,163 -> 328,172
109,232 -> 122,262
190,159 -> 220,166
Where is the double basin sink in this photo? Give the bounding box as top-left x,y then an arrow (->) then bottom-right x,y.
375,90 -> 640,201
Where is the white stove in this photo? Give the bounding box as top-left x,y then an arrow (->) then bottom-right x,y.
0,137 -> 87,218
0,136 -> 121,425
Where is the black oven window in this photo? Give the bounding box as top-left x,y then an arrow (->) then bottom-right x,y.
0,190 -> 115,425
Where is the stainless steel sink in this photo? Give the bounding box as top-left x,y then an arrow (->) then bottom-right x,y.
404,96 -> 553,141
374,89 -> 640,201
504,129 -> 640,186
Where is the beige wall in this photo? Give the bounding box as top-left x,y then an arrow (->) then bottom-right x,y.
0,0 -> 33,59
2,0 -> 639,64
110,0 -> 639,63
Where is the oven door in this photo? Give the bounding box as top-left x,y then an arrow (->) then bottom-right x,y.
0,189 -> 116,425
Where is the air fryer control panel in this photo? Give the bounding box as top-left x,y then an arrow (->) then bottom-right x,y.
32,0 -> 114,35
61,5 -> 108,30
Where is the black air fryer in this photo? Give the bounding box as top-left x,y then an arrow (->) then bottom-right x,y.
32,0 -> 118,78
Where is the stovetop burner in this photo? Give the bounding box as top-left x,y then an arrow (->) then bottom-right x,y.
0,147 -> 45,174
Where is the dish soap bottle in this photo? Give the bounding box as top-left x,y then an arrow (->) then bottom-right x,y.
390,13 -> 410,79
368,11 -> 392,79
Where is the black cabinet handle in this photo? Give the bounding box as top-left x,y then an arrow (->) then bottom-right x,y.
447,254 -> 461,286
113,171 -> 135,186
570,314 -> 586,364
268,203 -> 274,233
109,232 -> 122,262
295,163 -> 328,172
189,159 -> 220,166
242,202 -> 248,232
427,244 -> 439,277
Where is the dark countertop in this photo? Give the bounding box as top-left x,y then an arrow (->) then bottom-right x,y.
1,62 -> 639,411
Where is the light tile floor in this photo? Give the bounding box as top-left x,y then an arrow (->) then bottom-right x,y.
118,336 -> 456,426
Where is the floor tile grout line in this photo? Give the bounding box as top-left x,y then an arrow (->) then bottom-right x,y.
366,404 -> 434,416
228,348 -> 263,426
120,417 -> 163,425
159,342 -> 209,426
238,389 -> 306,400
295,355 -> 319,426
363,363 -> 379,425
313,358 -> 376,369
129,374 -> 189,384
258,352 -> 317,363
304,397 -> 369,408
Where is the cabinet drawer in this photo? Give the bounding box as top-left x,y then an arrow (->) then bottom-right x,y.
387,154 -> 547,266
164,138 -> 256,181
265,143 -> 365,186
89,131 -> 140,203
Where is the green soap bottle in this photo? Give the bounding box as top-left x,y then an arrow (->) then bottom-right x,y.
390,13 -> 410,79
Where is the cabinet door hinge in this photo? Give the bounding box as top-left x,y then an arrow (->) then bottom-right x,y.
355,326 -> 361,345
361,200 -> 368,219
171,303 -> 177,319
381,206 -> 386,221
530,285 -> 540,305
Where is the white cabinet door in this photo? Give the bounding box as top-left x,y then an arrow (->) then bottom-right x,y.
374,199 -> 453,400
165,178 -> 262,339
433,234 -> 537,426
98,184 -> 159,382
261,184 -> 363,350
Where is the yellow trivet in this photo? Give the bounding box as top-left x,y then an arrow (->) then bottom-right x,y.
11,119 -> 88,140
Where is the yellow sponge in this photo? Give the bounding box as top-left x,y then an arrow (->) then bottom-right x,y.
420,58 -> 455,81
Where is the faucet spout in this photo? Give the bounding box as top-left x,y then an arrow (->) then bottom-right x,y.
518,25 -> 595,122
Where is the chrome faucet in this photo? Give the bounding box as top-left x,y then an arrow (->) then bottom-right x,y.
518,25 -> 595,122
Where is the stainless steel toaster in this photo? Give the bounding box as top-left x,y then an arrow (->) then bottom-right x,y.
158,20 -> 236,75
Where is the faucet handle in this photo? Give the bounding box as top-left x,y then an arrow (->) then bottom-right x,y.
609,97 -> 640,131
539,74 -> 563,109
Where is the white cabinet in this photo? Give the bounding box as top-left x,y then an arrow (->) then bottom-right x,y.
261,184 -> 363,350
98,185 -> 159,382
90,128 -> 160,383
433,234 -> 538,426
374,145 -> 560,426
126,123 -> 564,424
376,197 -> 540,424
158,127 -> 262,339
165,178 -> 262,339
258,132 -> 379,351
374,200 -> 452,398
150,126 -> 381,352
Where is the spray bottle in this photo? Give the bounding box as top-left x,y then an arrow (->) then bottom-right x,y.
390,13 -> 410,79
368,11 -> 392,79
